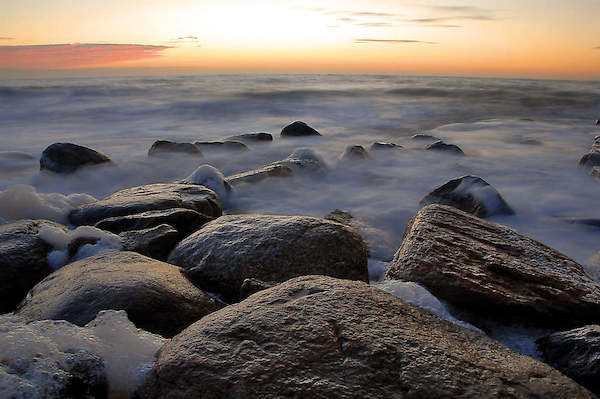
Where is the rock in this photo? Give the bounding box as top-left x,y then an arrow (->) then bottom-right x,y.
578,136 -> 600,170
426,140 -> 465,155
194,140 -> 249,152
69,183 -> 222,226
0,310 -> 165,399
280,121 -> 321,137
324,209 -> 353,225
137,276 -> 594,399
67,236 -> 100,257
411,133 -> 439,141
226,164 -> 293,186
227,132 -> 273,142
95,207 -> 213,238
537,325 -> 600,395
370,142 -> 402,151
40,143 -> 112,174
239,278 -> 276,300
339,145 -> 369,161
177,165 -> 233,202
17,251 -> 225,337
556,217 -> 600,229
120,224 -> 179,261
147,140 -> 202,157
420,175 -> 515,218
591,166 -> 600,179
0,219 -> 68,314
385,205 -> 600,329
167,215 -> 368,301
595,120 -> 599,125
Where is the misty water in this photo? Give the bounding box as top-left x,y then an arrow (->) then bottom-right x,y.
1,75 -> 600,355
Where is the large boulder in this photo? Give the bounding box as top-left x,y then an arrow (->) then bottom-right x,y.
386,205 -> 600,329
40,143 -> 112,174
0,219 -> 68,314
426,140 -> 465,155
537,325 -> 600,395
167,215 -> 368,301
95,207 -> 214,238
420,175 -> 515,218
136,276 -> 594,399
119,224 -> 180,261
16,251 -> 224,337
280,121 -> 321,137
69,183 -> 222,226
227,132 -> 273,142
147,140 -> 202,157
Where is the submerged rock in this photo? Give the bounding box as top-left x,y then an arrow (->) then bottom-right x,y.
137,276 -> 594,399
280,121 -> 321,137
420,175 -> 514,218
411,133 -> 440,141
194,140 -> 249,152
537,325 -> 600,395
119,224 -> 179,261
17,251 -> 224,337
0,219 -> 68,314
227,132 -> 273,142
95,207 -> 213,238
386,205 -> 600,329
40,143 -> 112,174
226,164 -> 293,186
339,145 -> 369,161
69,183 -> 222,226
370,142 -> 402,151
426,140 -> 465,155
147,140 -> 202,157
167,215 -> 368,302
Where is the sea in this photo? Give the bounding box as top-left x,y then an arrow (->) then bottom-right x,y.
1,74 -> 599,355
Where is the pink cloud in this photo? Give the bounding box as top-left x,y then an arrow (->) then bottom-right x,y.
0,43 -> 172,69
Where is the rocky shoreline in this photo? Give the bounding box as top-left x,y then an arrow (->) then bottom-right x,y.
1,120 -> 599,398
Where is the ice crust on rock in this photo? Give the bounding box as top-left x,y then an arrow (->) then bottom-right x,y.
0,184 -> 96,224
0,310 -> 165,399
38,225 -> 122,270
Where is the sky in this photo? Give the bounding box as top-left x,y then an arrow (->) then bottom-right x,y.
1,0 -> 599,79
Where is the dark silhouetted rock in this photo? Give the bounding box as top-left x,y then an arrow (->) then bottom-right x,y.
280,121 -> 321,137
426,140 -> 465,155
420,175 -> 514,218
578,136 -> 600,170
167,215 -> 368,302
95,207 -> 213,238
386,205 -> 600,329
537,325 -> 600,395
370,142 -> 402,151
411,133 -> 439,141
339,145 -> 369,161
137,276 -> 594,399
239,278 -> 276,300
40,143 -> 112,174
0,219 -> 68,314
119,224 -> 179,261
227,132 -> 273,142
147,140 -> 202,157
194,141 -> 249,152
69,183 -> 221,226
17,251 -> 224,337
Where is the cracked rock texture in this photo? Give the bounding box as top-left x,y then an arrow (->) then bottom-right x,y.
137,276 -> 594,399
16,251 -> 224,337
386,205 -> 600,329
167,215 -> 368,302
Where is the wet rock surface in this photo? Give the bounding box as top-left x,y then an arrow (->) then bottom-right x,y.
194,140 -> 249,152
227,132 -> 273,142
119,224 -> 180,261
537,325 -> 600,395
0,219 -> 68,314
147,140 -> 202,157
370,142 -> 402,151
17,251 -> 224,337
40,143 -> 112,174
386,204 -> 600,329
280,121 -> 321,137
137,276 -> 594,399
69,183 -> 222,226
420,175 -> 515,218
426,140 -> 465,155
167,215 -> 368,302
226,164 -> 293,186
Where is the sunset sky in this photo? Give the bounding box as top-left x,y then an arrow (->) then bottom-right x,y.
1,0 -> 599,78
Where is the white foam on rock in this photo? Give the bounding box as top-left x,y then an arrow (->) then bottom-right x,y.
38,225 -> 122,270
377,280 -> 483,333
179,164 -> 229,201
0,184 -> 96,224
0,310 -> 165,399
